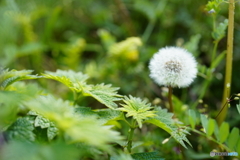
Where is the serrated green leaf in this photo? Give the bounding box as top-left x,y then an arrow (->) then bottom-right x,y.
43,70 -> 121,109
188,109 -> 196,128
31,113 -> 59,141
170,128 -> 192,149
24,95 -> 122,148
131,151 -> 163,160
34,115 -> 51,128
96,109 -> 124,127
0,68 -> 40,90
47,122 -> 58,141
207,118 -> 215,136
5,116 -> 35,142
219,122 -> 229,143
81,83 -> 122,109
200,114 -> 209,133
145,107 -> 173,132
75,106 -> 96,117
75,107 -> 124,126
117,96 -> 156,128
227,127 -> 239,151
42,69 -> 89,89
145,107 -> 191,148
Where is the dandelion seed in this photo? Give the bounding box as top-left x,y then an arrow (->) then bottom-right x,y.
149,46 -> 197,88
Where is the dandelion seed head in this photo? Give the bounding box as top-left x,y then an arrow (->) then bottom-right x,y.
149,46 -> 197,88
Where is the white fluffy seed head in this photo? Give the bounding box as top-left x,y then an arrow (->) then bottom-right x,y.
149,46 -> 197,88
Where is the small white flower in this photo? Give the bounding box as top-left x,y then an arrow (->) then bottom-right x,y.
149,46 -> 197,88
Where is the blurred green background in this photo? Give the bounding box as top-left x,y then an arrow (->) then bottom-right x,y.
0,0 -> 240,125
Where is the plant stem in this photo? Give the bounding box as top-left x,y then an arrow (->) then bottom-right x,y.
127,120 -> 136,153
218,0 -> 235,125
168,86 -> 174,113
73,91 -> 79,105
211,40 -> 219,62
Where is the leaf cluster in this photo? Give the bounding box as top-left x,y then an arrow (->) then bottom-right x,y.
0,68 -> 192,160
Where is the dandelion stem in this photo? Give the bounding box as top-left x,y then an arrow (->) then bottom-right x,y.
168,86 -> 174,113
218,0 -> 235,125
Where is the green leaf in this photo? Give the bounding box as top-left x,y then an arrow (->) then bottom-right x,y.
34,114 -> 51,128
212,19 -> 228,41
110,152 -> 133,160
227,127 -> 239,151
117,96 -> 156,128
0,68 -> 40,90
5,116 -> 35,142
131,152 -> 163,160
24,95 -> 122,148
47,123 -> 59,141
219,122 -> 229,143
214,120 -> 220,141
170,128 -> 192,149
81,83 -> 122,109
145,107 -> 191,148
42,69 -> 89,89
210,50 -> 226,69
96,109 -> 124,126
188,109 -> 197,128
43,70 -> 122,109
30,113 -> 58,141
75,106 -> 96,117
0,91 -> 24,129
237,103 -> 240,114
76,107 -> 123,127
207,118 -> 215,136
200,114 -> 208,133
237,138 -> 240,155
